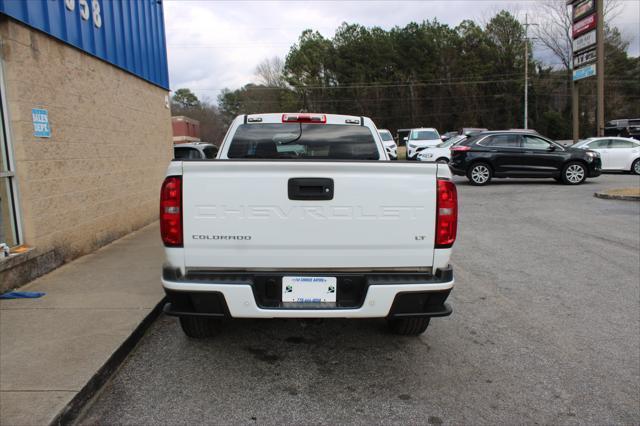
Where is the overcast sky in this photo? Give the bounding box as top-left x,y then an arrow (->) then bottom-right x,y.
163,0 -> 640,101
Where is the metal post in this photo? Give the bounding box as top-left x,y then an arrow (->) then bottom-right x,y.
572,79 -> 579,142
524,23 -> 528,130
522,14 -> 538,130
596,0 -> 605,136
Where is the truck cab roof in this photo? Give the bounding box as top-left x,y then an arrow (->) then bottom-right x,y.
244,113 -> 368,126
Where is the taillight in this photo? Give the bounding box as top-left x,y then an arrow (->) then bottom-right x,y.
451,146 -> 471,152
282,113 -> 326,123
160,176 -> 183,247
435,179 -> 458,248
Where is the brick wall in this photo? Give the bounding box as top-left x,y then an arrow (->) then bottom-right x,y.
0,19 -> 172,272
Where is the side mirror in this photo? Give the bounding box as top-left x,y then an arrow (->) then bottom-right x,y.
547,145 -> 557,151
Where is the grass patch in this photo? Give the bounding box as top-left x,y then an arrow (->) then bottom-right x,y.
603,188 -> 640,197
397,146 -> 407,161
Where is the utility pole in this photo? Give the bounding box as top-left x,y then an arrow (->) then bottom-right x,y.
522,14 -> 538,130
596,0 -> 604,136
524,21 -> 528,130
572,79 -> 579,142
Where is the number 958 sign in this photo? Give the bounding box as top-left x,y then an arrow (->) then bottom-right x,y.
65,0 -> 102,28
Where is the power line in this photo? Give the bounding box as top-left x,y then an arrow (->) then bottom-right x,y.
188,76 -> 579,92
168,43 -> 293,48
220,92 -> 640,105
191,72 -> 534,89
191,77 -> 638,92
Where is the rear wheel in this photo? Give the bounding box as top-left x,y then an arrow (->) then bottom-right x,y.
561,162 -> 587,185
179,316 -> 222,338
467,163 -> 492,185
436,157 -> 449,164
387,317 -> 431,335
632,159 -> 640,175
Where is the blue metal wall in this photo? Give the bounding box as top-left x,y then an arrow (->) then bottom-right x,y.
0,0 -> 169,89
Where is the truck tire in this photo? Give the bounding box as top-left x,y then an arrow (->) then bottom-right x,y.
179,316 -> 221,338
387,317 -> 430,335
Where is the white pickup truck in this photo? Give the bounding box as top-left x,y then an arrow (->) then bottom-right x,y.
160,113 -> 457,338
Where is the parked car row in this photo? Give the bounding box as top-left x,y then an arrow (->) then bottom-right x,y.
183,127 -> 639,185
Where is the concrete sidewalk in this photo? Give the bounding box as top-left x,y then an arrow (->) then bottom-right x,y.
0,223 -> 164,425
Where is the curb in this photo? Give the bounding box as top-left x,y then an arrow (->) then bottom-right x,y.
49,298 -> 165,426
594,192 -> 640,201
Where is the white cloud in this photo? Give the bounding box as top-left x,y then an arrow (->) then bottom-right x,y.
163,0 -> 639,101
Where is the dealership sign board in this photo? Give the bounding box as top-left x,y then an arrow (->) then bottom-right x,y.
573,48 -> 597,68
572,0 -> 595,22
572,14 -> 597,38
571,0 -> 598,81
573,64 -> 596,81
573,30 -> 597,52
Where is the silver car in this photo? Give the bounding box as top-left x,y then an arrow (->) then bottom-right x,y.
174,142 -> 219,160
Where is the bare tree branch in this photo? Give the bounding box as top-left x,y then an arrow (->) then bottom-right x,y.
254,56 -> 287,88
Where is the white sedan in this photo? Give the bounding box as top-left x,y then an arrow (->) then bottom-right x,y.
572,137 -> 640,174
378,129 -> 397,159
418,135 -> 467,163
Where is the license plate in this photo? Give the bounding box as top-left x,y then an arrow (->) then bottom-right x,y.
282,276 -> 337,303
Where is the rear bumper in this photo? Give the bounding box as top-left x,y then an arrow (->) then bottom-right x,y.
449,164 -> 466,176
162,266 -> 454,319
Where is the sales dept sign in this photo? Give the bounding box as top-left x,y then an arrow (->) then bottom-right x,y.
32,109 -> 51,138
573,30 -> 597,52
573,48 -> 597,68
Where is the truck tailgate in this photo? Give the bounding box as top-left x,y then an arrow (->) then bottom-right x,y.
182,161 -> 437,270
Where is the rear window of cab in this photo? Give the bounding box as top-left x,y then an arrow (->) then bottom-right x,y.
227,123 -> 380,160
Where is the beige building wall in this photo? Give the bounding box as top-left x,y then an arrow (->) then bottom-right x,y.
0,19 -> 172,266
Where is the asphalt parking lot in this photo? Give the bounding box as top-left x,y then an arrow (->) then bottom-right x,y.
79,173 -> 639,425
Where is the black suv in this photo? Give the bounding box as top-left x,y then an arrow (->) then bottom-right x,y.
449,131 -> 601,185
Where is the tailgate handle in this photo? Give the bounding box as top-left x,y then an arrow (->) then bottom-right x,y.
288,178 -> 334,200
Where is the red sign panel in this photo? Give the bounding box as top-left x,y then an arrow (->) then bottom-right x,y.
573,14 -> 597,38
